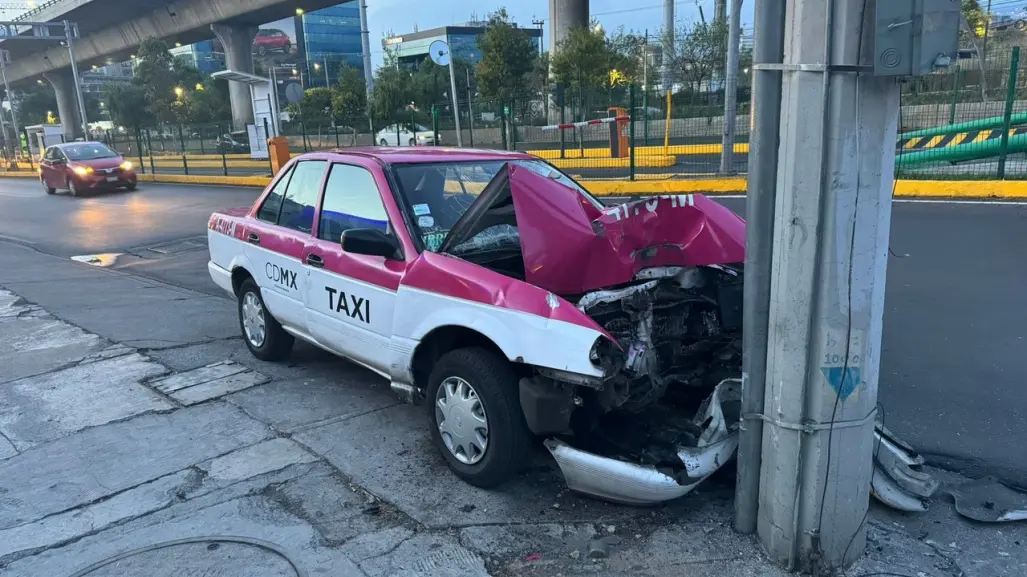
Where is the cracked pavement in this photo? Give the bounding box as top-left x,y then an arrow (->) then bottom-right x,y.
0,194 -> 1026,575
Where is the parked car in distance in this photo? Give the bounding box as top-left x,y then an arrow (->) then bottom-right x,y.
39,141 -> 137,196
376,123 -> 438,147
206,147 -> 745,494
253,28 -> 292,56
216,133 -> 250,154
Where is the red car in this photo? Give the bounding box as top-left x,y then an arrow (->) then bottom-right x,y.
39,141 -> 137,196
252,28 -> 291,56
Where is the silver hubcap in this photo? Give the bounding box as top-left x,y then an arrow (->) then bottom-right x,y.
435,376 -> 489,465
241,292 -> 266,347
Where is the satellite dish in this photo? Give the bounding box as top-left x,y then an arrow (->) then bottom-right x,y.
429,39 -> 451,67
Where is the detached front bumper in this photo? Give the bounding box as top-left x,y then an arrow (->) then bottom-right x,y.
545,379 -> 741,506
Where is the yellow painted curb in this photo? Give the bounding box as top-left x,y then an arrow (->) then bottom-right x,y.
583,178 -> 747,196
147,160 -> 269,169
136,174 -> 272,187
530,143 -> 748,159
0,171 -> 40,178
892,179 -> 1027,198
548,155 -> 677,169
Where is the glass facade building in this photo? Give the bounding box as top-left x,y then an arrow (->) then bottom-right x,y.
383,24 -> 542,70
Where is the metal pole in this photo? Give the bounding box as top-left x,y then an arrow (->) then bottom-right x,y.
735,0 -> 784,536
643,31 -> 650,146
357,0 -> 374,96
662,0 -> 674,94
983,0 -> 993,64
63,21 -> 89,140
997,46 -> 1019,179
448,60 -> 463,146
629,84 -> 636,180
720,0 -> 742,174
948,66 -> 961,125
466,68 -> 475,147
755,0 -> 898,569
324,56 -> 330,88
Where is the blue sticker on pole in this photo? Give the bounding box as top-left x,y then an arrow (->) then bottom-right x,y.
821,366 -> 861,401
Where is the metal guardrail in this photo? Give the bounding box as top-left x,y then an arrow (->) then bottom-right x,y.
11,0 -> 63,22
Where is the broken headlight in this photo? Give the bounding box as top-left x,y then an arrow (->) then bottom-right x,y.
589,336 -> 624,373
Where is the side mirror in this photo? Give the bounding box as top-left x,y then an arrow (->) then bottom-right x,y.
341,228 -> 401,260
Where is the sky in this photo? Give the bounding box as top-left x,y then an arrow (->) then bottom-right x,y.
364,0 -> 756,69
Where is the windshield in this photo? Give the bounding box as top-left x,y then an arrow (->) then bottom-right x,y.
63,143 -> 118,161
390,159 -> 603,254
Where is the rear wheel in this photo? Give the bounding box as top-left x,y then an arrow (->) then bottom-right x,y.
408,138 -> 416,146
379,139 -> 388,146
427,347 -> 532,488
237,278 -> 294,361
125,182 -> 137,191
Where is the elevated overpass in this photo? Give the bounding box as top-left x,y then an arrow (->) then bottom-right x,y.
0,0 -> 342,137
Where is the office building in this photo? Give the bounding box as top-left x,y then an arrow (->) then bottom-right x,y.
383,22 -> 543,70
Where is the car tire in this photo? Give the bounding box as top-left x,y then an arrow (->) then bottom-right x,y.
379,139 -> 388,146
257,45 -> 267,56
237,278 -> 294,362
408,138 -> 416,146
427,347 -> 532,488
67,178 -> 79,196
42,178 -> 55,195
125,183 -> 137,191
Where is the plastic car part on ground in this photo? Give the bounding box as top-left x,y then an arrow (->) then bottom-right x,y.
948,476 -> 1027,522
544,379 -> 741,506
869,422 -> 941,512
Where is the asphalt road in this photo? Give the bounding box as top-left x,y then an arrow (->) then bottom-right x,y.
0,178 -> 1023,488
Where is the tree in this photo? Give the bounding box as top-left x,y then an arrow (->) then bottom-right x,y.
133,38 -> 182,125
289,87 -> 334,126
181,78 -> 231,125
475,8 -> 538,101
103,83 -> 150,130
962,0 -> 987,37
369,57 -> 414,124
14,84 -> 58,126
332,63 -> 367,121
550,23 -> 642,110
672,19 -> 729,93
411,56 -> 471,109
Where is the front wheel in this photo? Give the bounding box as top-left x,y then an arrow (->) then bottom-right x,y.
427,347 -> 532,488
408,138 -> 416,146
237,278 -> 294,361
67,178 -> 79,196
125,182 -> 137,191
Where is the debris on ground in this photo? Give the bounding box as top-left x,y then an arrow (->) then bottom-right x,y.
948,476 -> 1027,522
870,422 -> 940,512
587,535 -> 623,559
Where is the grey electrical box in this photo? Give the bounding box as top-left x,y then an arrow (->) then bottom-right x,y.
874,0 -> 961,77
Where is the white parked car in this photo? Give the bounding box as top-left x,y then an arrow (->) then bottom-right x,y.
376,123 -> 438,147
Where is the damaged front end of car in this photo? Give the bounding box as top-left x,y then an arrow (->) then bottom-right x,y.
518,264 -> 745,505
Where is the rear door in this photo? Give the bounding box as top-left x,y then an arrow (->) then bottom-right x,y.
302,161 -> 403,374
244,159 -> 328,335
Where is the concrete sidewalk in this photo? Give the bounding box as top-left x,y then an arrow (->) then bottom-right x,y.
0,239 -> 1023,577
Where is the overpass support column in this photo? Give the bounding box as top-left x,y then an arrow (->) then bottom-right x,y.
42,70 -> 82,142
211,23 -> 258,132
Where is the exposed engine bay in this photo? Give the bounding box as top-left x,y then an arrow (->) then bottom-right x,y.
514,265 -> 745,504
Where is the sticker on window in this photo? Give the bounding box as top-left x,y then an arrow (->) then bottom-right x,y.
418,215 -> 435,228
413,203 -> 431,216
423,232 -> 446,252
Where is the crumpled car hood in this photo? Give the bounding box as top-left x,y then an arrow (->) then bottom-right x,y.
509,167 -> 746,294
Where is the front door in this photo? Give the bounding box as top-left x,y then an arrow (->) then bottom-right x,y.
243,159 -> 327,334
40,147 -> 58,187
303,161 -> 403,374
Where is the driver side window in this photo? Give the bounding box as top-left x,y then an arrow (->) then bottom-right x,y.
318,163 -> 391,242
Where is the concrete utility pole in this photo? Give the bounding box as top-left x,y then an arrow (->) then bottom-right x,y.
714,0 -> 727,23
752,0 -> 898,571
662,0 -> 674,94
734,0 -> 784,537
719,0 -> 742,174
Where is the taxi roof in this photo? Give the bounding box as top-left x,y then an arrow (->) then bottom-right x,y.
310,146 -> 537,165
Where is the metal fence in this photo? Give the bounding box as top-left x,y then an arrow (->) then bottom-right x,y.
6,45 -> 1026,183
896,46 -> 1027,181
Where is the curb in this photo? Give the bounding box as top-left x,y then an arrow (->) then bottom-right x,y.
4,171 -> 1027,198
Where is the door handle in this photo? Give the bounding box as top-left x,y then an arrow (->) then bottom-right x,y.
247,233 -> 260,245
305,254 -> 324,268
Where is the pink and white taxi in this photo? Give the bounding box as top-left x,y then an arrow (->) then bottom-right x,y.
207,147 -> 746,503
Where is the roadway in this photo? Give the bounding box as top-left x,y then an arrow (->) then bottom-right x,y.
0,178 -> 1022,489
